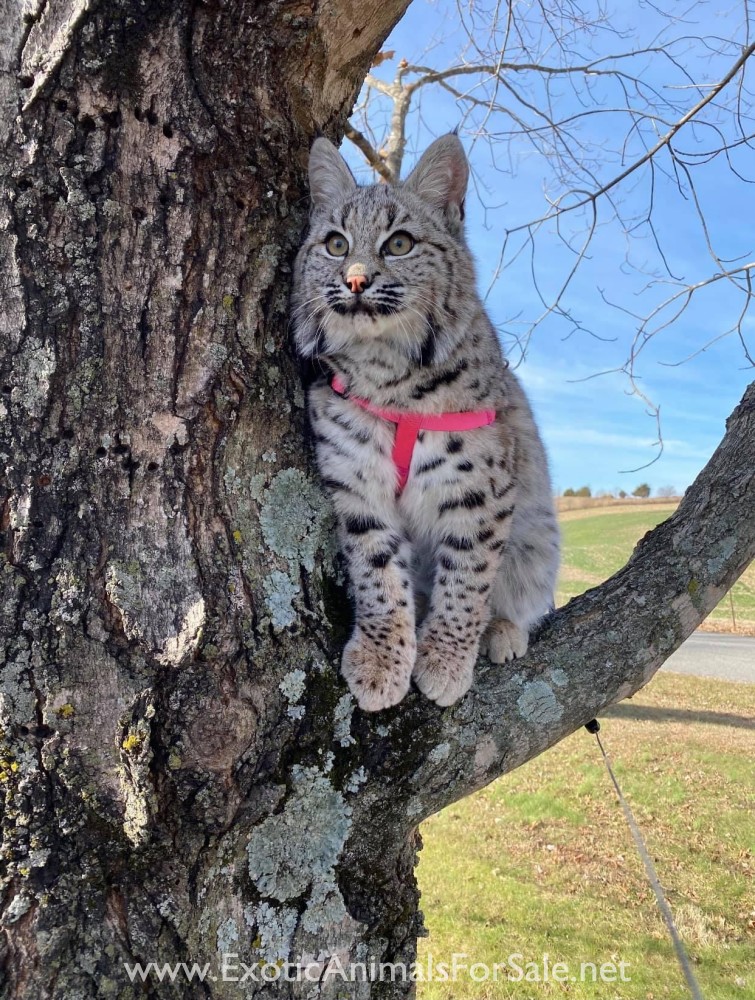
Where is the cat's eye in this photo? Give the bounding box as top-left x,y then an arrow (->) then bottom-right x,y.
325,233 -> 349,257
384,231 -> 415,256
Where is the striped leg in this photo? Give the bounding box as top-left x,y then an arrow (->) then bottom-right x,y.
413,481 -> 516,707
339,520 -> 416,711
310,385 -> 416,711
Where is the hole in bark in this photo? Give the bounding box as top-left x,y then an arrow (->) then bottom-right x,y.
158,192 -> 169,206
56,99 -> 68,112
122,457 -> 140,472
19,75 -> 34,89
20,724 -> 53,739
1,385 -> 11,394
32,520 -> 44,528
61,428 -> 74,440
146,109 -> 159,126
162,123 -> 173,138
147,461 -> 159,471
101,109 -> 122,128
112,443 -> 129,455
134,106 -> 144,121
80,115 -> 96,133
352,27 -> 362,37
95,446 -> 107,457
17,178 -> 33,191
132,207 -> 147,222
235,199 -> 245,210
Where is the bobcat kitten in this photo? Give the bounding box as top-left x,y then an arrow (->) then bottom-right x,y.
292,134 -> 559,712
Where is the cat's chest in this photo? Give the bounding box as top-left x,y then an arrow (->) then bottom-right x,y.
312,381 -> 509,506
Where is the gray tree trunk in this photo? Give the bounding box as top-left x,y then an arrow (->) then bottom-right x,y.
1,2 -> 753,998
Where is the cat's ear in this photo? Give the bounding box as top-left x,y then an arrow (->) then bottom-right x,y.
404,134 -> 469,234
308,138 -> 357,213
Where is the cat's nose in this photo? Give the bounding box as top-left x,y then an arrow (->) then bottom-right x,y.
345,264 -> 371,294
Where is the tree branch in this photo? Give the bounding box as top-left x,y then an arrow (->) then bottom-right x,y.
503,40 -> 755,233
353,381 -> 755,822
344,123 -> 394,181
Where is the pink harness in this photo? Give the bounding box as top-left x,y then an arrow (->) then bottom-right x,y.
330,374 -> 496,494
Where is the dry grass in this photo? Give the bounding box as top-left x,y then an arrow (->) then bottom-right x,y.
555,496 -> 681,513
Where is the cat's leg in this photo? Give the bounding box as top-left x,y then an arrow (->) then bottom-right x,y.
412,476 -> 516,707
482,502 -> 560,663
338,519 -> 417,711
310,385 -> 416,712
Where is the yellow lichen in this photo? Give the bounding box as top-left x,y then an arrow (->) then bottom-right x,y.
121,733 -> 144,754
56,703 -> 75,719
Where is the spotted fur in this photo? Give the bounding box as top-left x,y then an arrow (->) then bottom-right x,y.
292,135 -> 559,711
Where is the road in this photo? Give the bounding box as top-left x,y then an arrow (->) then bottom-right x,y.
662,631 -> 755,684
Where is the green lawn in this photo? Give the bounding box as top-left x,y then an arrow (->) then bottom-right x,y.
556,504 -> 755,629
417,672 -> 755,999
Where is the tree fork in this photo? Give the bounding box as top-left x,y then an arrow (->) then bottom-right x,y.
1,2 -> 753,998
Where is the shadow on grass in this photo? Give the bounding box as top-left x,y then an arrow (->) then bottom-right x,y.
602,703 -> 755,731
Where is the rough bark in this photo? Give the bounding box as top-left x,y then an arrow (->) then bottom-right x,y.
0,2 -> 753,998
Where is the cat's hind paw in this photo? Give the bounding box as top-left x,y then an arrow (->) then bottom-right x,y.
481,619 -> 528,663
342,626 -> 415,712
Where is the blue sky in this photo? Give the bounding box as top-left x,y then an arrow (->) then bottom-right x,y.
342,0 -> 754,495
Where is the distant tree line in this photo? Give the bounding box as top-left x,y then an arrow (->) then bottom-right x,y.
561,484 -> 677,499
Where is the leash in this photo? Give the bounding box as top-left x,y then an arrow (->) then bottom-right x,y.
585,719 -> 706,1000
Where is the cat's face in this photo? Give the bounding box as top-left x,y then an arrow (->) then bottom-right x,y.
292,135 -> 475,363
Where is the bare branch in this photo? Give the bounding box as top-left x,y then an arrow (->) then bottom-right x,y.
344,124 -> 394,181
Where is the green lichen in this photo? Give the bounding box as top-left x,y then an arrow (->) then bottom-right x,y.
246,765 -> 351,901
216,916 -> 239,954
263,571 -> 300,631
344,766 -> 367,794
245,903 -> 298,964
258,469 -> 333,573
280,669 -> 307,718
428,742 -> 450,764
550,668 -> 568,687
333,693 -> 355,748
517,680 -> 563,725
11,337 -> 56,418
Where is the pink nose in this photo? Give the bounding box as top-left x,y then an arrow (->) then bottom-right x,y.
346,274 -> 369,294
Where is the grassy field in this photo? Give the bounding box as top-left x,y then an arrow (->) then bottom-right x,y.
556,503 -> 755,632
417,672 -> 755,999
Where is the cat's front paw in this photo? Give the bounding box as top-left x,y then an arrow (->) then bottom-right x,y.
481,618 -> 528,662
342,625 -> 415,712
413,631 -> 477,708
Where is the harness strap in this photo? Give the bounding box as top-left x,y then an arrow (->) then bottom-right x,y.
330,374 -> 496,494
